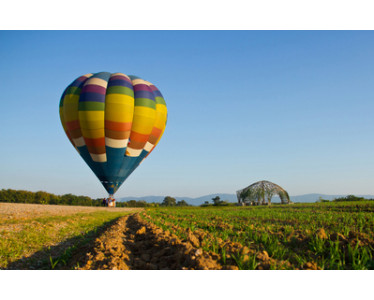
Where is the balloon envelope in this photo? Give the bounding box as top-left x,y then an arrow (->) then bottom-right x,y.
59,72 -> 167,195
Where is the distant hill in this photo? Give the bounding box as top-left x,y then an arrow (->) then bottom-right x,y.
118,194 -> 237,206
118,193 -> 374,206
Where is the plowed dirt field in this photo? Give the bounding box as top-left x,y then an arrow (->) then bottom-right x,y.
2,202 -> 374,270
73,213 -> 223,270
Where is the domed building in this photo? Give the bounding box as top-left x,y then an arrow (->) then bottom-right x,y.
236,180 -> 291,205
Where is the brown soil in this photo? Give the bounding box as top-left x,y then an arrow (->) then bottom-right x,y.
66,212 -> 291,270
142,213 -> 292,270
69,213 -> 223,270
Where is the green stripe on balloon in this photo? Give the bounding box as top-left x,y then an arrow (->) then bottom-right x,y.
106,86 -> 134,96
65,86 -> 82,95
134,97 -> 156,109
78,101 -> 105,111
155,96 -> 166,106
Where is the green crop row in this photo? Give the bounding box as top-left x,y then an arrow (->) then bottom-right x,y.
143,202 -> 374,270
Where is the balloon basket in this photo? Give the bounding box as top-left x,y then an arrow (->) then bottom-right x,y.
107,194 -> 116,207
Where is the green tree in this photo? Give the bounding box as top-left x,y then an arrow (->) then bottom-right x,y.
61,194 -> 75,205
212,196 -> 221,206
127,200 -> 138,207
0,189 -> 11,202
35,191 -> 51,204
137,200 -> 148,207
176,200 -> 189,206
162,196 -> 176,206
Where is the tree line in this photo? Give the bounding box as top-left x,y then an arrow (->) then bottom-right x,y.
0,189 -> 98,206
0,189 -> 190,207
318,195 -> 374,203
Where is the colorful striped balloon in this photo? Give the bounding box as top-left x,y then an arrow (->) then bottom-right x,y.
59,72 -> 167,195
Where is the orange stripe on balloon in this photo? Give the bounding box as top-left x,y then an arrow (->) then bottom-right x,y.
151,127 -> 162,138
147,127 -> 162,144
105,120 -> 132,131
147,134 -> 158,144
127,140 -> 146,149
105,129 -> 130,139
129,131 -> 149,143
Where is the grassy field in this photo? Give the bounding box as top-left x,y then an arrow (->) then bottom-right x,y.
142,201 -> 374,270
0,203 -> 139,269
1,201 -> 373,270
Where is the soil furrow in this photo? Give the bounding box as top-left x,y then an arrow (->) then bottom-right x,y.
76,213 -> 222,270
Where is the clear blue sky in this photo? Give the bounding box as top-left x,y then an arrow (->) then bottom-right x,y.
1,30 -> 373,198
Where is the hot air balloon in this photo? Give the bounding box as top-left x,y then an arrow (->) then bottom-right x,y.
59,72 -> 167,204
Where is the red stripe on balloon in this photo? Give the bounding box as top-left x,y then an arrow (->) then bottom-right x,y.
66,120 -> 80,130
84,137 -> 106,147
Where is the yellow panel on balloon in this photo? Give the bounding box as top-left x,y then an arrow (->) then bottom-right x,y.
105,104 -> 134,123
79,111 -> 105,129
106,94 -> 134,105
132,107 -> 156,134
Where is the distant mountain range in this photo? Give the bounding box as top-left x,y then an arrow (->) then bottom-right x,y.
118,193 -> 374,206
118,194 -> 236,206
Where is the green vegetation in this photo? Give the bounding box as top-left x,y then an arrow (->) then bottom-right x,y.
200,196 -> 232,207
159,196 -> 189,207
0,189 -> 190,208
0,189 -> 102,206
0,210 -> 131,269
318,195 -> 374,203
116,196 -> 190,207
116,200 -> 157,207
143,201 -> 374,270
332,195 -> 372,202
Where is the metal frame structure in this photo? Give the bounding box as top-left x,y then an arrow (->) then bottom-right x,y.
236,180 -> 291,205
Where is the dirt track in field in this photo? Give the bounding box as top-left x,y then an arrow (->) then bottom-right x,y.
69,213 -> 224,270
70,212 -> 287,270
